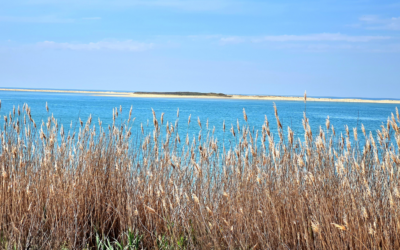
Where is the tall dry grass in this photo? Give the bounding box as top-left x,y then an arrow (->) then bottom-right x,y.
1,101 -> 400,249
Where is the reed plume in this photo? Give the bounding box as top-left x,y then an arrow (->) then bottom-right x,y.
0,102 -> 399,249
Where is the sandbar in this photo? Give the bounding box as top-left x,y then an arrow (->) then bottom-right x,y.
1,88 -> 400,104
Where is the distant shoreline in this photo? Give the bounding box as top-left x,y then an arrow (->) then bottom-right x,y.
1,88 -> 400,104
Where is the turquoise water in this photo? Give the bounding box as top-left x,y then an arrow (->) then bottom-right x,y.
0,91 -> 399,145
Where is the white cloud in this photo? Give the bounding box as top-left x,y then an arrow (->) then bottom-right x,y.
215,33 -> 390,44
192,33 -> 395,52
219,36 -> 245,44
0,15 -> 102,23
254,33 -> 389,42
0,15 -> 74,23
359,15 -> 379,23
359,15 -> 400,30
188,35 -> 223,40
82,17 -> 101,20
21,0 -> 231,12
36,40 -> 154,51
272,43 -> 366,52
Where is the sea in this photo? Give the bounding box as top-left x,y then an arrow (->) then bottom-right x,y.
0,90 -> 399,146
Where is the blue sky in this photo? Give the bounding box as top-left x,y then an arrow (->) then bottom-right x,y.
1,0 -> 400,98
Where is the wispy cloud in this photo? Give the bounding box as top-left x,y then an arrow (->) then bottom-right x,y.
188,33 -> 394,52
0,15 -> 74,23
36,40 -> 154,51
272,43 -> 367,52
220,36 -> 245,44
252,33 -> 390,43
358,15 -> 400,30
20,0 -> 231,12
0,15 -> 102,23
216,33 -> 390,45
5,33 -> 397,54
82,17 -> 101,20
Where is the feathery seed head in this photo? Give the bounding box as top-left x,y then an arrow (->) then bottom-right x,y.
145,205 -> 156,214
192,193 -> 200,205
331,223 -> 346,231
326,116 -> 330,130
206,206 -> 213,216
311,221 -> 320,233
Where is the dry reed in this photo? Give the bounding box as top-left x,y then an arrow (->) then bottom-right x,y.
0,102 -> 400,249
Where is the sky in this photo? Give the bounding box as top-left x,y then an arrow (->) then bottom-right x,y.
1,0 -> 400,98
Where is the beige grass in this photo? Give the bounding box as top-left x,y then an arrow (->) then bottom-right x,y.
1,101 -> 400,249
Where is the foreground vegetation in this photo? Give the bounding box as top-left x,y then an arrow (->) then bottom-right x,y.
1,101 -> 400,249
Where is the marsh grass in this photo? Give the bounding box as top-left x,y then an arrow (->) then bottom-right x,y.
1,102 -> 400,249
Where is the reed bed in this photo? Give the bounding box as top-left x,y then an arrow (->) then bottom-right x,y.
1,101 -> 400,249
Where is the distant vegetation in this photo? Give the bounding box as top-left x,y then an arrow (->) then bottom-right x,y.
1,101 -> 400,249
135,91 -> 232,97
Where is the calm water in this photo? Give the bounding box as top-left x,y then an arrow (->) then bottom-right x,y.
0,91 -> 399,145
